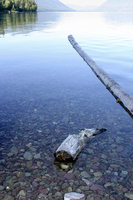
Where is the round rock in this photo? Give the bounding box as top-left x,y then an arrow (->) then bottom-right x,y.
23,151 -> 33,160
64,192 -> 85,200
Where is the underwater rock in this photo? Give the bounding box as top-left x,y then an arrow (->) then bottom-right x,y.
23,151 -> 33,160
64,192 -> 85,200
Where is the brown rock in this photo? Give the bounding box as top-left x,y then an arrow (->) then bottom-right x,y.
90,184 -> 105,191
64,173 -> 75,180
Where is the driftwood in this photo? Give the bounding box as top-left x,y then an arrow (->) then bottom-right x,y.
54,128 -> 106,161
68,35 -> 133,119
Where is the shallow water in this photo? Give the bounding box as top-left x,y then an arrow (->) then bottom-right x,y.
0,12 -> 133,199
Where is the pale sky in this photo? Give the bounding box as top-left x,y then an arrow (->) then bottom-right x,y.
60,0 -> 107,7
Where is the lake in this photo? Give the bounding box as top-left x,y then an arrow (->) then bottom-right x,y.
0,11 -> 133,200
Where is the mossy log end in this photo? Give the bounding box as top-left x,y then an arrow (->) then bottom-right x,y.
54,128 -> 106,162
68,35 -> 133,119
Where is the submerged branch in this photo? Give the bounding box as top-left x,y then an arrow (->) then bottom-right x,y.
68,35 -> 133,119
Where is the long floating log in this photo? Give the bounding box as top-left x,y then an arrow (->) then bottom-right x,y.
54,128 -> 106,161
68,35 -> 133,118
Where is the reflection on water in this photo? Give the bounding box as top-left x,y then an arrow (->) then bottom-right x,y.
0,12 -> 64,36
103,12 -> 133,25
0,12 -> 37,36
0,12 -> 133,200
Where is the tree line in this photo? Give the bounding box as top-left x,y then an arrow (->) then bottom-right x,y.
0,0 -> 37,12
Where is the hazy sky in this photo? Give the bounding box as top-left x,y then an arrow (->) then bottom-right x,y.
60,0 -> 107,6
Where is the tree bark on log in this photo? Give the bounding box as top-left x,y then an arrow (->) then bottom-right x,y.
68,35 -> 133,119
54,128 -> 106,161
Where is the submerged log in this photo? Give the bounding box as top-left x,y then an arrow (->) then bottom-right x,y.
54,128 -> 106,161
68,35 -> 133,119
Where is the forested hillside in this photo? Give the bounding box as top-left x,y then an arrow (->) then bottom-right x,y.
0,0 -> 37,12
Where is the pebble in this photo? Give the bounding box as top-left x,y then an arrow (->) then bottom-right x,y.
94,171 -> 102,177
54,191 -> 62,197
81,171 -> 90,178
64,173 -> 75,180
7,152 -> 14,157
34,153 -> 41,159
104,182 -> 113,188
25,172 -> 31,177
0,185 -> 4,190
124,192 -> 133,199
11,146 -> 18,154
82,178 -> 93,186
61,164 -> 69,170
90,184 -> 105,192
0,99 -> 133,200
110,164 -> 120,168
23,151 -> 33,160
3,195 -> 15,200
122,170 -> 128,175
64,192 -> 85,200
17,190 -> 26,197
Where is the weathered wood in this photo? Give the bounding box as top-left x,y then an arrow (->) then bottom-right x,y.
68,35 -> 133,118
54,128 -> 106,161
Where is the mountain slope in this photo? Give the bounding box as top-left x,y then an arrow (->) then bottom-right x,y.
67,4 -> 97,11
97,0 -> 133,12
36,0 -> 73,11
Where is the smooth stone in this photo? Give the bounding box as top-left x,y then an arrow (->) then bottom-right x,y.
61,164 -> 69,170
25,172 -> 31,177
3,195 -> 14,200
32,180 -> 39,187
23,151 -> 33,160
82,178 -> 93,186
54,191 -> 62,197
90,184 -> 105,191
7,152 -> 14,157
122,170 -> 128,175
64,173 -> 75,180
104,183 -> 113,188
106,170 -> 111,173
17,190 -> 26,197
111,176 -> 117,183
11,146 -> 18,154
64,192 -> 85,200
34,153 -> 41,159
101,154 -> 107,159
87,149 -> 94,154
17,172 -> 23,178
26,161 -> 32,168
68,186 -> 72,192
110,164 -> 120,168
81,171 -> 90,178
114,172 -> 118,176
0,185 -> 4,190
94,172 -> 102,177
125,192 -> 133,199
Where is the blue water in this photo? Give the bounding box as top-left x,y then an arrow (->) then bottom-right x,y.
0,12 -> 133,199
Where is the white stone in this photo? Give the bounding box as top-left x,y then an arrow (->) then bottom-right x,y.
81,171 -> 90,178
94,171 -> 102,177
125,192 -> 133,199
34,153 -> 41,159
61,164 -> 69,170
122,170 -> 128,175
17,190 -> 26,197
64,192 -> 85,200
23,152 -> 33,160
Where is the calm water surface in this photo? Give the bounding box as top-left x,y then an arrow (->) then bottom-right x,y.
0,12 -> 133,199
